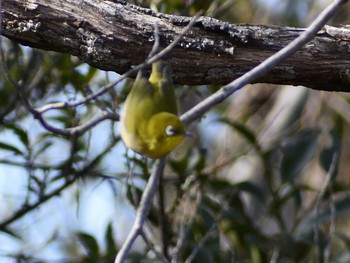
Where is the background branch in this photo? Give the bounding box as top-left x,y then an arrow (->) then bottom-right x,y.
0,138 -> 118,231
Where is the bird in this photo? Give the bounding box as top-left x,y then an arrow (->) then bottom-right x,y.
120,60 -> 186,159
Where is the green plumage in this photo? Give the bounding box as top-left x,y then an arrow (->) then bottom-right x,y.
120,61 -> 185,158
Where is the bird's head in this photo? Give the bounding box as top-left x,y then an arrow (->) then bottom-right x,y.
145,112 -> 186,158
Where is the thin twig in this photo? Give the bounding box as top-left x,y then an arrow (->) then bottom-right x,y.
37,110 -> 119,137
0,94 -> 19,122
325,184 -> 336,263
180,0 -> 348,125
270,248 -> 280,263
184,222 -> 218,263
114,158 -> 166,263
148,22 -> 160,59
158,169 -> 169,259
314,153 -> 338,263
171,187 -> 202,263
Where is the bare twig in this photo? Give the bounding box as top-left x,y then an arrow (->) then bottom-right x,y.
325,185 -> 336,263
114,158 -> 166,263
147,22 -> 160,59
158,170 -> 169,259
313,153 -> 338,263
180,0 -> 348,125
172,186 -> 202,263
270,248 -> 280,263
185,222 -> 218,263
36,110 -> 119,137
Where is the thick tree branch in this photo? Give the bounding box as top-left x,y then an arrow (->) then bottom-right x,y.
1,0 -> 350,91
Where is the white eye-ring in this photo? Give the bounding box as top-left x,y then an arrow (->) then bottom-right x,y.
165,126 -> 176,136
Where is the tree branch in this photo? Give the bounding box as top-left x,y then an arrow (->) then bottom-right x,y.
1,0 -> 350,91
114,158 -> 166,263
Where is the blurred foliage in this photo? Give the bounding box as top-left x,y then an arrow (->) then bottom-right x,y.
1,0 -> 350,263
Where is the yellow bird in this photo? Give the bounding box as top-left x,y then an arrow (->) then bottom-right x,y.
120,61 -> 186,159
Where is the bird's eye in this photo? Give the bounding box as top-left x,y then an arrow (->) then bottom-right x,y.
165,126 -> 176,136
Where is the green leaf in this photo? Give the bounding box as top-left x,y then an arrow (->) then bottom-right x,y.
126,182 -> 143,207
169,153 -> 189,176
0,227 -> 21,239
234,181 -> 266,202
216,118 -> 258,146
207,178 -> 233,193
33,141 -> 53,159
125,155 -> 149,177
280,130 -> 319,182
333,251 -> 350,263
30,175 -> 44,188
193,148 -> 207,173
296,196 -> 350,239
208,179 -> 265,203
197,200 -> 216,229
320,128 -> 341,176
0,141 -> 23,155
271,184 -> 312,212
2,122 -> 29,148
77,232 -> 99,259
337,233 -> 350,250
105,222 -> 117,256
272,233 -> 310,261
188,246 -> 215,263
